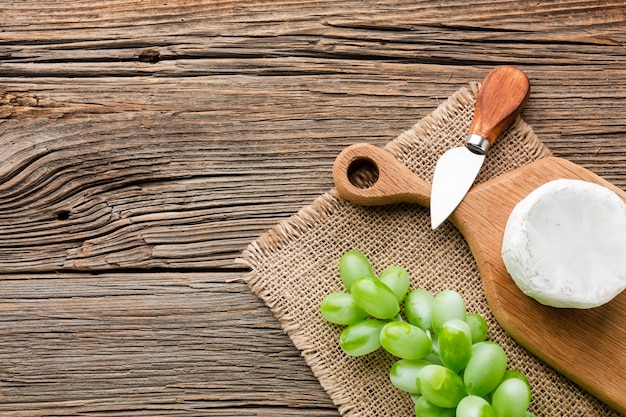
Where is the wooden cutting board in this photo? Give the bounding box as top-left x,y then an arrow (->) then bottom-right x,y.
333,143 -> 626,415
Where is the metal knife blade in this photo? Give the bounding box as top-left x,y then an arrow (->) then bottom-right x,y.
430,65 -> 530,229
431,141 -> 485,229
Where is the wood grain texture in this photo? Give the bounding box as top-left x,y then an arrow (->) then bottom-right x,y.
0,273 -> 338,416
1,0 -> 625,415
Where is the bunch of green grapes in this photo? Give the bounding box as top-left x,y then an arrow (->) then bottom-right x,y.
320,250 -> 535,417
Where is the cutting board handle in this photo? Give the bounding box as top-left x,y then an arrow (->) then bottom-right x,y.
332,143 -> 431,208
469,65 -> 531,145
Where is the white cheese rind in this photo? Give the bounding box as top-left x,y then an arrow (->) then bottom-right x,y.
502,179 -> 626,308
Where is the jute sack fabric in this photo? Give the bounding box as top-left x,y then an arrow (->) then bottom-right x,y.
240,83 -> 619,417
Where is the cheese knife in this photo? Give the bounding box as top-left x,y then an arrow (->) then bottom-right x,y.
430,65 -> 531,229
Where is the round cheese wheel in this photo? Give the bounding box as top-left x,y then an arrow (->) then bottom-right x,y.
502,179 -> 626,308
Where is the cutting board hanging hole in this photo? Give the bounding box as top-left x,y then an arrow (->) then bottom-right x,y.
347,157 -> 379,189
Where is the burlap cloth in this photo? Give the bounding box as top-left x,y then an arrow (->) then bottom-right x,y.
240,83 -> 620,417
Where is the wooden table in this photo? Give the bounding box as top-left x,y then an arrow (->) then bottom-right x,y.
1,1 -> 624,415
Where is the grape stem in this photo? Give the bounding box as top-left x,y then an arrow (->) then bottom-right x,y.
427,330 -> 440,356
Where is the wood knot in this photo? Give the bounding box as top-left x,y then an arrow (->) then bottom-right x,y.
56,210 -> 71,221
137,48 -> 161,64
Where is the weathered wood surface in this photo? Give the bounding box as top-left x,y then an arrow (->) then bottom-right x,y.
0,1 -> 625,415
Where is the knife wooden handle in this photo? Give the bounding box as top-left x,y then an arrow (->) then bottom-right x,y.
332,143 -> 431,208
469,65 -> 530,145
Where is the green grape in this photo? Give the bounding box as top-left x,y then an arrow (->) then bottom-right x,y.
438,318 -> 472,373
500,370 -> 530,390
351,276 -> 400,319
380,322 -> 432,360
465,313 -> 488,343
405,288 -> 434,331
320,292 -> 368,325
463,342 -> 507,397
417,364 -> 467,408
432,290 -> 466,334
389,358 -> 430,394
339,319 -> 385,356
414,396 -> 456,417
379,265 -> 410,302
456,395 -> 496,417
491,377 -> 531,417
339,250 -> 375,291
322,255 -> 536,416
